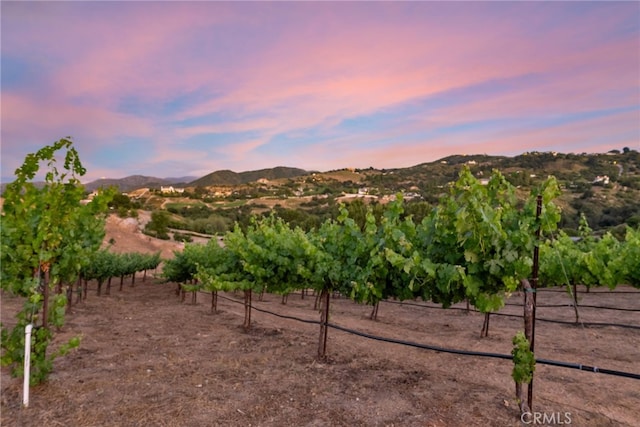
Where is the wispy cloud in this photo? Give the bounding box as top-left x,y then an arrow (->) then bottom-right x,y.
1,1 -> 638,181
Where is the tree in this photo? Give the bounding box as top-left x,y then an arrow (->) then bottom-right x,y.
144,210 -> 170,239
109,193 -> 133,210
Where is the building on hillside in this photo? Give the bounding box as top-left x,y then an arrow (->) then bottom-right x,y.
593,175 -> 610,185
160,186 -> 185,194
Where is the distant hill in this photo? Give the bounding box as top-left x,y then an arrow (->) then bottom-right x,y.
3,151 -> 639,232
189,166 -> 309,187
84,175 -> 198,193
1,166 -> 310,194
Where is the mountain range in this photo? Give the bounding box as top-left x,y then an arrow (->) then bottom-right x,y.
78,167 -> 310,192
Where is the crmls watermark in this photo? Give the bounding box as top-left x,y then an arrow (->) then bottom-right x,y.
521,411 -> 572,425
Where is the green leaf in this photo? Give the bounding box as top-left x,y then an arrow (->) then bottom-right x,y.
464,250 -> 479,263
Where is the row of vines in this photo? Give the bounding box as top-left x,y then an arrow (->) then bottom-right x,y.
80,250 -> 161,298
164,168 -> 639,348
162,166 -> 639,415
540,215 -> 640,322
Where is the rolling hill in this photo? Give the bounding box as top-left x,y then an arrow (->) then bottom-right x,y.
4,150 -> 639,231
83,175 -> 197,193
188,166 -> 310,187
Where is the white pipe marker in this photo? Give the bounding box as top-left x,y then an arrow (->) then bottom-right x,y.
23,323 -> 33,408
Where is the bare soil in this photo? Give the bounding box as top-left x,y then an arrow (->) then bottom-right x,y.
1,215 -> 639,427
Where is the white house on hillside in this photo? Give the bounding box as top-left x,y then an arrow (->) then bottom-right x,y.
593,175 -> 610,185
160,186 -> 185,194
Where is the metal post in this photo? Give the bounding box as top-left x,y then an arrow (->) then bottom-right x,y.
528,194 -> 542,410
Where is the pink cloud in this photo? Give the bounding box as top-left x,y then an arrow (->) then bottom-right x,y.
285,109 -> 639,173
174,5 -> 638,147
2,92 -> 153,141
175,118 -> 279,138
482,110 -> 640,154
10,3 -> 636,131
2,2 -> 637,179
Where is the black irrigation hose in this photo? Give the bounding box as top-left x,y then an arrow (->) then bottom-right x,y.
216,292 -> 321,324
504,302 -> 640,312
217,293 -> 244,304
251,304 -> 321,325
207,292 -> 640,380
325,322 -> 640,380
383,299 -> 640,329
382,299 -> 472,310
327,322 -> 512,361
488,311 -> 640,330
535,358 -> 640,380
537,288 -> 640,294
242,295 -> 636,330
384,297 -> 640,313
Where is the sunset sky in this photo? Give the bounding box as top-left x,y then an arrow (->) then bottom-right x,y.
2,1 -> 639,183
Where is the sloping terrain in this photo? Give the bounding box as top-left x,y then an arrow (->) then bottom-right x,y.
189,166 -> 309,187
102,213 -> 184,260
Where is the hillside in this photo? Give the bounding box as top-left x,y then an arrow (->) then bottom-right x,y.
84,175 -> 197,193
4,150 -> 639,232
189,166 -> 310,187
102,213 -> 184,260
141,150 -> 640,233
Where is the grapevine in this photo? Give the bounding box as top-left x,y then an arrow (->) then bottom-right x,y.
1,138 -> 112,384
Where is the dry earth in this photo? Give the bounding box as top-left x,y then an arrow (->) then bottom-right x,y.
1,214 -> 639,427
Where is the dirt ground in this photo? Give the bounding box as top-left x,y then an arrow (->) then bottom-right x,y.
1,214 -> 639,427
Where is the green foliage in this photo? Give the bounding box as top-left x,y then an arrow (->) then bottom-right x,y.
164,242 -> 220,285
82,249 -> 118,285
512,331 -> 535,384
411,168 -> 560,312
196,227 -> 257,295
540,215 -> 628,290
81,250 -> 159,281
173,232 -> 194,243
189,216 -> 232,235
196,242 -> 248,294
109,193 -> 140,218
144,210 -> 170,238
1,137 -> 111,384
350,194 -> 419,309
227,215 -> 317,296
310,204 -> 370,296
606,227 -> 639,288
173,169 -> 566,323
166,203 -> 213,219
270,206 -> 324,231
